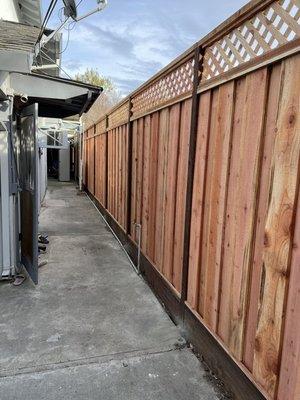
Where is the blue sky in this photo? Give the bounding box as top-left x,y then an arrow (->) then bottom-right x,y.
42,0 -> 248,95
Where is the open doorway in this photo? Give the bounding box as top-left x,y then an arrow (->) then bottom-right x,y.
47,148 -> 59,180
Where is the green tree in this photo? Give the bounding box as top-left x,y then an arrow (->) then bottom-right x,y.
74,68 -> 114,90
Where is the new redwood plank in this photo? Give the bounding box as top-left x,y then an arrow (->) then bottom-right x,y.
147,112 -> 159,262
277,182 -> 300,400
94,136 -> 100,201
198,88 -> 219,317
136,118 -> 144,241
200,81 -> 235,329
118,126 -> 122,225
173,99 -> 192,292
131,121 -> 138,240
187,91 -> 211,310
253,54 -> 300,398
103,134 -> 107,205
141,116 -> 151,252
123,125 -> 128,230
243,63 -> 282,371
154,108 -> 169,271
162,103 -> 180,282
218,68 -> 268,358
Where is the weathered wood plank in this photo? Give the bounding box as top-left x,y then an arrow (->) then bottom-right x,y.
187,91 -> 211,310
173,99 -> 192,292
162,103 -> 181,282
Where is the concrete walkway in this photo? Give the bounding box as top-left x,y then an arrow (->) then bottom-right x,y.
0,181 -> 222,400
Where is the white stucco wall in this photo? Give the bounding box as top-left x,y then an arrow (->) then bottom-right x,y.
0,0 -> 20,22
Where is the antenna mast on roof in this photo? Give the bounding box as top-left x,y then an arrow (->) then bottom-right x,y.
36,0 -> 107,52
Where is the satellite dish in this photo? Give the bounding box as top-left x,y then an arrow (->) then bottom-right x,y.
63,0 -> 77,20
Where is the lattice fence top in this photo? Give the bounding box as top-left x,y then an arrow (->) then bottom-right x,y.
107,101 -> 129,130
202,0 -> 300,81
96,118 -> 107,134
84,0 -> 300,129
131,57 -> 194,118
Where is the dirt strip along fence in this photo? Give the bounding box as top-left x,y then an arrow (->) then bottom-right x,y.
83,1 -> 300,399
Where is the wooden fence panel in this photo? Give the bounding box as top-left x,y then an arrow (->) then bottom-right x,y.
187,91 -> 211,310
83,1 -> 300,397
87,137 -> 95,195
105,125 -> 128,230
94,133 -> 106,206
277,184 -> 300,400
162,104 -> 181,283
154,108 -> 169,271
252,53 -> 300,398
146,112 -> 159,262
218,68 -> 268,359
172,99 -> 192,292
199,81 -> 234,329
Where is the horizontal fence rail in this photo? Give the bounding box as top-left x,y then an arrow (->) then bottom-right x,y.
83,1 -> 300,399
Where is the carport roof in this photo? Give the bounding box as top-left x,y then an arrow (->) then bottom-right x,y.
11,72 -> 103,118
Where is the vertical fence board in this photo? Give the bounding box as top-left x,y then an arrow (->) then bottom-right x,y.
84,45 -> 300,400
187,91 -> 211,309
141,116 -> 151,252
131,120 -> 138,239
136,118 -> 144,242
197,89 -> 219,316
147,112 -> 159,262
243,63 -> 282,371
218,68 -> 268,359
173,99 -> 192,292
252,54 -> 300,398
122,125 -> 128,229
200,81 -> 235,329
154,109 -> 169,271
162,103 -> 181,282
277,182 -> 300,400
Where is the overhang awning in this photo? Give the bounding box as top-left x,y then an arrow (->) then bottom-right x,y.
10,73 -> 102,118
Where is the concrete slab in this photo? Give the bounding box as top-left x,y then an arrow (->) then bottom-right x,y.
0,350 -> 219,400
0,181 -> 223,399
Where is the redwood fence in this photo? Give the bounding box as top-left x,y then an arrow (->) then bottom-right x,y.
83,1 -> 300,399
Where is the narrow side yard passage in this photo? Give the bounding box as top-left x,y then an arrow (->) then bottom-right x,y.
0,181 -> 222,400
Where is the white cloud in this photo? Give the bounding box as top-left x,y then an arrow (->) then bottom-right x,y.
44,0 -> 248,95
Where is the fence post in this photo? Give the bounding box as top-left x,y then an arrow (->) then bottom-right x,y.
126,97 -> 133,235
93,124 -> 96,195
105,115 -> 109,209
181,45 -> 204,303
